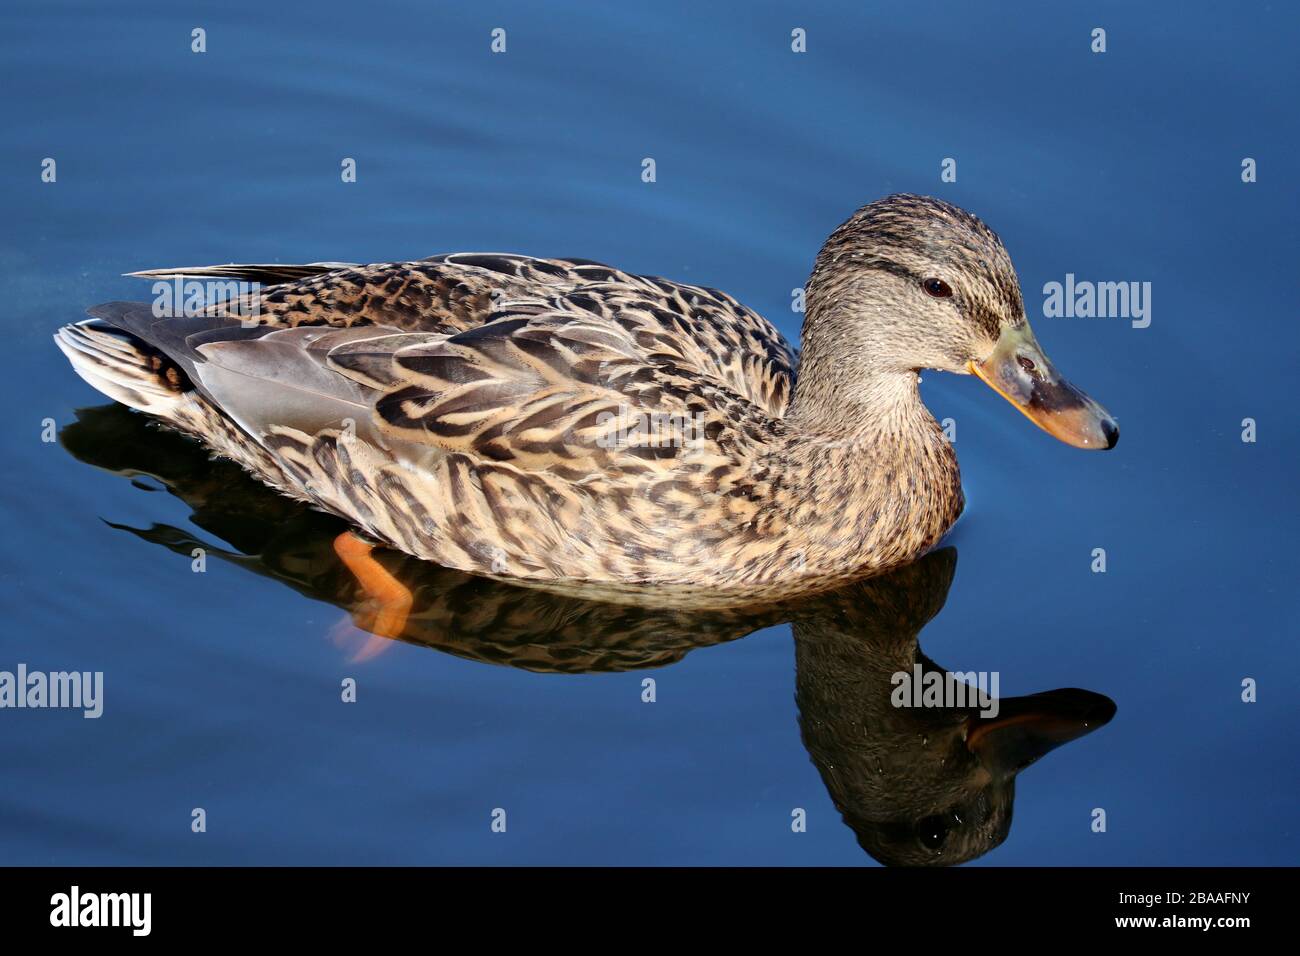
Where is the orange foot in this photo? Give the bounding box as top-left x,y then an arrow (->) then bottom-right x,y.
332,531 -> 412,661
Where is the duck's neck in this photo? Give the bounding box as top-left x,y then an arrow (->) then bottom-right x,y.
786,303 -> 935,443
763,309 -> 963,581
784,357 -> 952,486
788,358 -> 927,437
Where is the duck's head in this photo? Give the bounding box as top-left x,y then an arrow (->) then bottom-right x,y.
792,551 -> 1118,866
836,685 -> 1117,867
801,193 -> 1118,449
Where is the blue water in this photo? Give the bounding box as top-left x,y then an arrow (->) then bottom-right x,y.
1,0 -> 1296,865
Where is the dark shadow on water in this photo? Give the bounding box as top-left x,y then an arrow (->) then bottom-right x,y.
61,403 -> 1116,866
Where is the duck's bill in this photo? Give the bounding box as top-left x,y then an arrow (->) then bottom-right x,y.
967,324 -> 1118,450
965,688 -> 1117,775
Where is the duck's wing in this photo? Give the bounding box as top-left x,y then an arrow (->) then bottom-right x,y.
559,273 -> 797,419
361,293 -> 786,474
319,291 -> 790,577
127,253 -> 798,417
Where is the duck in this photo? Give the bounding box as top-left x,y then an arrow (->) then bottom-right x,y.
55,194 -> 1117,613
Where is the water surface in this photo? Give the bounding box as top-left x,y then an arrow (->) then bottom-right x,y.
0,0 -> 1295,865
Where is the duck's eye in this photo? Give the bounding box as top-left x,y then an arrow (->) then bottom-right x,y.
922,277 -> 953,298
917,814 -> 950,851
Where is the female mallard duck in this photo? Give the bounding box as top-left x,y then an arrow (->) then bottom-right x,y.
56,194 -> 1116,609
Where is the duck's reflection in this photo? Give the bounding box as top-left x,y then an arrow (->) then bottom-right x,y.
62,403 -> 1115,866
788,556 -> 1114,865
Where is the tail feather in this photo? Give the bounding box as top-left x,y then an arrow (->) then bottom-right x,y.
85,301 -> 255,386
54,321 -> 187,417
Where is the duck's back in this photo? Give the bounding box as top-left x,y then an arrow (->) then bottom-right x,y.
177,253 -> 797,415
57,253 -> 806,588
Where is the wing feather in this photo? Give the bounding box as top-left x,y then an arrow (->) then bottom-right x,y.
371,300 -> 781,480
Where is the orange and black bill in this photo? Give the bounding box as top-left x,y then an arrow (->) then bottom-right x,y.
968,324 -> 1118,450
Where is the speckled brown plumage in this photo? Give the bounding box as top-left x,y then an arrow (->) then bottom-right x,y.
55,195 -> 1048,602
